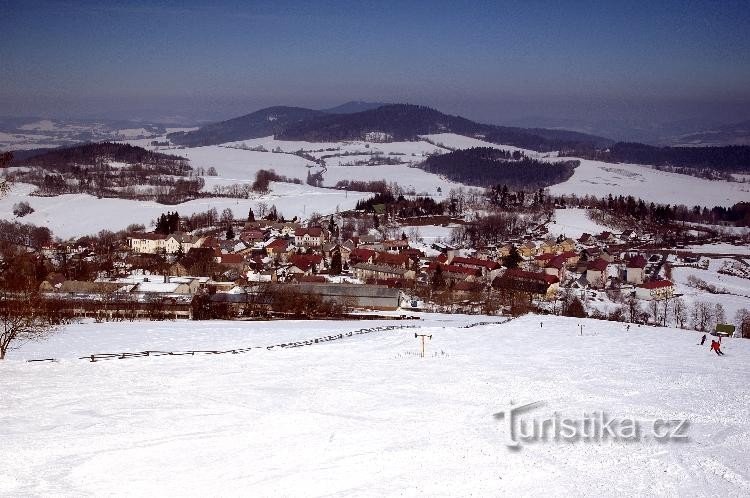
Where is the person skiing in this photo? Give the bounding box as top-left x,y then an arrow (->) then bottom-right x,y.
699,334 -> 706,346
710,340 -> 725,356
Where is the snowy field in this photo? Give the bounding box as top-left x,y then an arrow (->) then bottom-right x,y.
683,244 -> 750,256
547,208 -> 611,238
671,259 -> 750,321
2,314 -> 749,496
548,158 -> 749,207
0,182 -> 368,239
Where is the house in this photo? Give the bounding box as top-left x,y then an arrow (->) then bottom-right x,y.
519,241 -> 537,258
586,258 -> 609,288
492,269 -> 559,299
383,239 -> 409,253
164,232 -> 201,254
265,238 -> 291,258
533,253 -> 556,267
559,238 -> 577,252
289,254 -> 324,275
635,280 -> 675,300
450,256 -> 502,280
544,255 -> 567,280
625,255 -> 647,284
219,253 -> 246,270
558,250 -> 580,266
596,231 -> 618,244
428,263 -> 482,282
620,229 -> 638,241
127,233 -> 166,254
239,230 -> 265,244
294,227 -> 324,247
374,252 -> 411,269
578,233 -> 593,245
352,263 -> 415,281
350,248 -> 376,265
539,240 -> 557,254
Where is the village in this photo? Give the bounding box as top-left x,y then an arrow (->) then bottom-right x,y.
21,199 -> 748,338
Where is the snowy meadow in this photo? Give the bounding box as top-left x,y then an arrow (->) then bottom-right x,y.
2,313 -> 749,496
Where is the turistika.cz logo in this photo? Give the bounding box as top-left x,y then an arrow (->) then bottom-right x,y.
494,401 -> 689,449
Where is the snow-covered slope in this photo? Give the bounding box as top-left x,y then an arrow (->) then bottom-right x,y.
2,314 -> 748,495
0,182 -> 367,239
547,158 -> 749,207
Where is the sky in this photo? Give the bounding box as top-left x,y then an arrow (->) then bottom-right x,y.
1,0 -> 750,136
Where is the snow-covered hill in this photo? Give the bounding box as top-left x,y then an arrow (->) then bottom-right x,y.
2,314 -> 748,495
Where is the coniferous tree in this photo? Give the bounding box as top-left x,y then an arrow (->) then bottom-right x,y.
504,245 -> 522,269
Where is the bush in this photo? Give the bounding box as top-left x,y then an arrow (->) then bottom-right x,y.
12,201 -> 34,217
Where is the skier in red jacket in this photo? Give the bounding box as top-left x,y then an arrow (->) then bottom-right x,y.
711,340 -> 725,356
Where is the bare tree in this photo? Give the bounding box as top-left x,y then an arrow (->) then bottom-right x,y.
692,301 -> 714,332
734,308 -> 750,338
673,297 -> 688,328
714,303 -> 726,325
0,290 -> 56,360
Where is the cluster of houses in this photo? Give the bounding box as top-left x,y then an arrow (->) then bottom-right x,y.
36,219 -> 680,320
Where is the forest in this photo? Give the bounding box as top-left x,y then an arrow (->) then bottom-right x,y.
418,147 -> 579,189
562,142 -> 750,175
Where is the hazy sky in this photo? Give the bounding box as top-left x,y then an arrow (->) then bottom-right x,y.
2,0 -> 749,129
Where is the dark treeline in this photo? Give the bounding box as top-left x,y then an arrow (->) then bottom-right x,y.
550,193 -> 750,227
354,192 -> 444,217
562,142 -> 750,174
14,142 -> 188,172
419,147 -> 579,189
334,179 -> 389,194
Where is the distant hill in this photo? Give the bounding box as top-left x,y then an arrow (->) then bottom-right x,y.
321,101 -> 387,114
166,103 -> 613,151
278,104 -> 613,151
669,120 -> 750,147
167,106 -> 325,147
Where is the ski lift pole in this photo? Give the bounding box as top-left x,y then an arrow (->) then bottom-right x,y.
415,333 -> 432,358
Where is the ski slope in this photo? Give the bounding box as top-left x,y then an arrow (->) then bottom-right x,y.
2,314 -> 749,496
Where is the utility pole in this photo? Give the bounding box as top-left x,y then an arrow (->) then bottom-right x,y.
415,333 -> 432,358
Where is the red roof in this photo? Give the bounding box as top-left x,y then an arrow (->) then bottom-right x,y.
545,255 -> 567,269
290,254 -> 323,271
428,262 -> 481,277
587,258 -> 609,272
266,239 -> 290,251
295,227 -> 323,237
559,251 -> 579,260
219,253 -> 245,264
534,253 -> 556,262
451,256 -> 501,271
502,269 -> 559,285
640,280 -> 673,289
375,252 -> 409,268
627,255 -> 647,269
350,248 -> 376,263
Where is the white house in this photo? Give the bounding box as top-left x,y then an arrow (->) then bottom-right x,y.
636,280 -> 675,300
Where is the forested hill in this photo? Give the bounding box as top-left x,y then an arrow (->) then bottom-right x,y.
418,147 -> 579,189
167,106 -> 325,147
14,142 -> 187,170
277,104 -> 613,151
586,142 -> 750,173
165,102 -> 613,151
